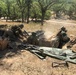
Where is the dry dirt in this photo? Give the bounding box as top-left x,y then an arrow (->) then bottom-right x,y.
0,19 -> 76,75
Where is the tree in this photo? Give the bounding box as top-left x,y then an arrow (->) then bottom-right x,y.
5,0 -> 14,21
31,1 -> 41,21
0,0 -> 5,18
16,0 -> 26,22
0,0 -> 17,20
52,2 -> 65,19
38,0 -> 57,25
66,1 -> 76,19
61,0 -> 76,19
10,2 -> 19,21
26,0 -> 32,23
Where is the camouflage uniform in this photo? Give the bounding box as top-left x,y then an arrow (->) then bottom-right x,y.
11,24 -> 24,38
27,32 -> 39,45
3,29 -> 15,41
3,24 -> 24,41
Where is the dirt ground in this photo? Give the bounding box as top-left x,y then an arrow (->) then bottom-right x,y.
0,19 -> 76,75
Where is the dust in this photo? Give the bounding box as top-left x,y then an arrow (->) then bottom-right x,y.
44,31 -> 53,39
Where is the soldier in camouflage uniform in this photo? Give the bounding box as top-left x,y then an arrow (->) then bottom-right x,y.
56,27 -> 70,48
11,24 -> 24,38
3,29 -> 15,41
3,24 -> 24,41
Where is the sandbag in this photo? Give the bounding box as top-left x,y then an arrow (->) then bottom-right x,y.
0,38 -> 9,50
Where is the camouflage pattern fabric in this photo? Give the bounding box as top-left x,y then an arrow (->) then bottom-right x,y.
23,44 -> 76,64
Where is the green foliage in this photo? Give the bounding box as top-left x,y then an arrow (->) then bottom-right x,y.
0,0 -> 6,17
0,0 -> 76,22
37,0 -> 57,25
45,10 -> 51,20
30,1 -> 41,19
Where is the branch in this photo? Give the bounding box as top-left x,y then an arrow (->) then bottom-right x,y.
45,0 -> 57,10
38,0 -> 43,9
16,0 -> 22,8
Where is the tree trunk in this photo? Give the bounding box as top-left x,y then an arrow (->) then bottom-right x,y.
6,15 -> 8,22
6,6 -> 10,22
26,5 -> 30,24
41,11 -> 45,26
4,16 -> 5,19
21,11 -> 24,23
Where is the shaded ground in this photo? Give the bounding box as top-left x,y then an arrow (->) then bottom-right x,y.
0,19 -> 76,75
